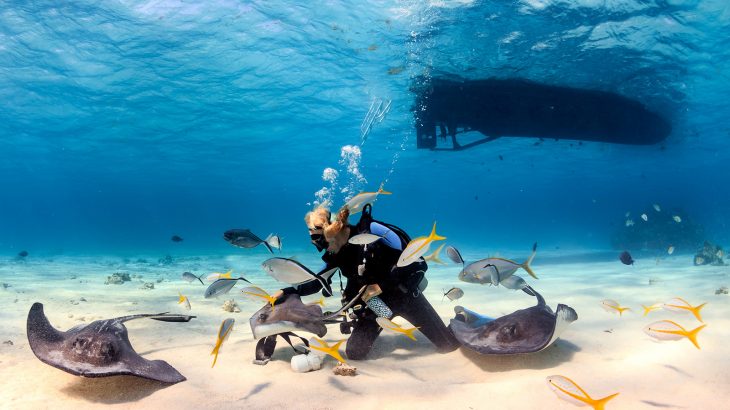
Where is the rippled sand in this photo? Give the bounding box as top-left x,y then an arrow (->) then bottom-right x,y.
1,252 -> 728,409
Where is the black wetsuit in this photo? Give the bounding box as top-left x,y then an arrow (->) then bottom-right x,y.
283,221 -> 460,360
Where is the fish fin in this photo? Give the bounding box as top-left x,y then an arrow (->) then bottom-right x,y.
522,244 -> 538,279
430,243 -> 446,264
686,324 -> 707,349
641,305 -> 652,316
237,276 -> 252,284
315,268 -> 337,297
404,327 -> 419,341
592,393 -> 619,410
211,348 -> 220,368
692,303 -> 707,322
429,222 -> 446,242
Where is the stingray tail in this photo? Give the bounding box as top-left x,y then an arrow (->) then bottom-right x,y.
522,242 -> 538,279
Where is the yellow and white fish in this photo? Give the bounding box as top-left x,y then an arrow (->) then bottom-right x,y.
600,299 -> 631,316
644,320 -> 706,349
546,375 -> 619,410
207,270 -> 233,281
309,337 -> 347,364
672,215 -> 682,223
241,286 -> 278,310
641,213 -> 648,221
376,317 -> 420,341
662,297 -> 706,322
307,296 -> 326,307
641,303 -> 662,316
211,318 -> 235,367
667,245 -> 675,255
178,292 -> 191,311
344,187 -> 392,214
397,222 -> 446,267
653,203 -> 661,212
423,243 -> 446,264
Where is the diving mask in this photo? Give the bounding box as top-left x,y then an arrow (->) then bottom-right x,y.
310,233 -> 328,252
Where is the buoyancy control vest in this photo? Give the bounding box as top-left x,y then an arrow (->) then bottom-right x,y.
354,204 -> 427,295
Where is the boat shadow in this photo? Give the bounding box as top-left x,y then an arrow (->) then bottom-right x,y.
459,339 -> 581,372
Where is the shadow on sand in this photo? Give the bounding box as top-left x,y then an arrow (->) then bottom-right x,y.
459,339 -> 581,372
61,375 -> 174,404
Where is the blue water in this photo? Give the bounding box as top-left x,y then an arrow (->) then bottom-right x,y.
1,0 -> 729,257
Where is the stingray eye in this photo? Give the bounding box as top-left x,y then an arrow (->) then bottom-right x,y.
498,324 -> 520,341
99,342 -> 118,360
72,337 -> 88,350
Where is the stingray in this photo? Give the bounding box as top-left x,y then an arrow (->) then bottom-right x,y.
250,288 -> 368,340
448,288 -> 577,354
27,302 -> 195,384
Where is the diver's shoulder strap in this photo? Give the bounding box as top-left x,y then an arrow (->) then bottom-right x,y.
356,203 -> 412,248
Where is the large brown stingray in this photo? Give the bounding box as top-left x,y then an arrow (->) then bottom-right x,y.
27,302 -> 195,384
448,289 -> 577,354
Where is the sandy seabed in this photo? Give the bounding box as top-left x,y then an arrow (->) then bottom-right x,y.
0,251 -> 728,410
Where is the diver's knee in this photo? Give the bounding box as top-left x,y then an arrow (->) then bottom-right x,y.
345,345 -> 370,360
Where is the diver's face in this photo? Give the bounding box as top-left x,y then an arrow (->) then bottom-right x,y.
307,211 -> 331,252
308,226 -> 328,252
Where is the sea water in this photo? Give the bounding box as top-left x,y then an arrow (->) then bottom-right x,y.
0,1 -> 728,409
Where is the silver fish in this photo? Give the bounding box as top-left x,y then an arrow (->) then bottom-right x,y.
446,246 -> 464,265
348,232 -> 387,245
181,271 -> 204,285
442,287 -> 464,301
204,278 -> 250,299
261,257 -> 339,296
500,275 -> 528,290
265,234 -> 282,250
223,229 -> 273,253
459,244 -> 538,285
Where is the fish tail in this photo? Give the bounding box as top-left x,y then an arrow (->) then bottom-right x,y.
178,293 -> 185,304
196,274 -> 205,285
686,324 -> 707,349
222,270 -> 232,279
262,240 -> 274,254
313,338 -> 347,364
211,350 -> 220,368
429,222 -> 446,242
691,303 -> 707,322
592,392 -> 619,410
641,305 -> 652,316
404,327 -> 419,341
618,307 -> 631,316
522,243 -> 538,279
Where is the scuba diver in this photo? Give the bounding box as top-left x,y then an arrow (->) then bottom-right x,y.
277,204 -> 460,360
